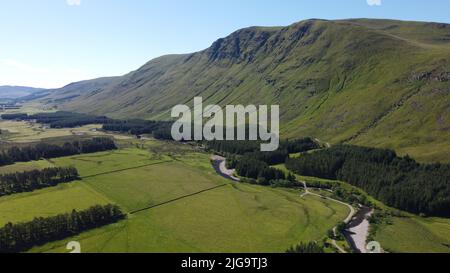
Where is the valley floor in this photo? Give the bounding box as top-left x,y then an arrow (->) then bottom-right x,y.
0,117 -> 449,253
0,140 -> 349,253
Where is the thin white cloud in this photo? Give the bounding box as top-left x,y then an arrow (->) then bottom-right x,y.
367,0 -> 382,6
66,0 -> 81,6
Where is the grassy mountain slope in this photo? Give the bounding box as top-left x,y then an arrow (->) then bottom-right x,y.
43,77 -> 120,104
0,86 -> 45,99
39,19 -> 450,163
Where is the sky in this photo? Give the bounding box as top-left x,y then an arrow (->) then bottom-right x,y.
1,0 -> 449,89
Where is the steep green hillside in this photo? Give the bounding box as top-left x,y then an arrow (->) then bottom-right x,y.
43,77 -> 120,104
40,19 -> 450,163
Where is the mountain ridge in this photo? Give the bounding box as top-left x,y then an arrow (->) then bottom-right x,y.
36,18 -> 450,163
0,86 -> 46,99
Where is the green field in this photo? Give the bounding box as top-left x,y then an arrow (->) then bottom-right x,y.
30,184 -> 348,253
0,182 -> 111,226
0,142 -> 350,253
81,161 -> 225,212
375,216 -> 450,253
0,120 -> 132,143
0,160 -> 53,174
2,135 -> 447,253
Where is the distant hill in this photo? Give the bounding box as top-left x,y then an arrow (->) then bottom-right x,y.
37,19 -> 450,163
0,86 -> 45,99
40,77 -> 120,103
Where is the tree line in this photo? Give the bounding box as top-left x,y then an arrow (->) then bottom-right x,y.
102,119 -> 172,138
207,138 -> 319,187
0,167 -> 79,197
226,155 -> 297,187
0,137 -> 117,167
1,112 -> 111,128
285,145 -> 450,217
286,242 -> 325,253
0,204 -> 124,253
1,111 -> 173,139
206,138 -> 319,156
235,157 -> 287,184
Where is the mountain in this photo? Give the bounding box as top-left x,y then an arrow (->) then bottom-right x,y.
0,86 -> 45,99
40,77 -> 120,103
38,19 -> 450,163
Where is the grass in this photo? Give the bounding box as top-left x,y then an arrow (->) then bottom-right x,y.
0,120 -> 71,142
0,120 -> 133,143
274,161 -> 389,210
81,161 -> 225,212
0,182 -> 111,226
375,215 -> 450,253
275,161 -> 450,253
33,19 -> 449,165
30,184 -> 349,253
0,160 -> 53,174
0,139 -> 351,253
0,102 -> 56,115
2,132 -> 447,253
49,148 -> 170,177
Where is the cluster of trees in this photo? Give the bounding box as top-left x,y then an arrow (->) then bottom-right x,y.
103,119 -> 172,138
233,156 -> 298,187
0,204 -> 124,253
1,112 -> 173,139
244,149 -> 290,165
206,138 -> 319,157
281,138 -> 321,154
205,140 -> 262,155
225,149 -> 289,166
0,137 -> 117,167
1,112 -> 111,128
286,242 -> 325,253
208,138 -> 319,187
0,167 -> 79,196
235,157 -> 287,183
207,137 -> 319,166
152,127 -> 173,140
0,113 -> 28,120
285,145 -> 450,217
333,187 -> 371,207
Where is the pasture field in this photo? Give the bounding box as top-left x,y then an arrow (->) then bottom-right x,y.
0,120 -> 132,143
81,161 -> 225,212
49,148 -> 171,177
0,182 -> 111,226
375,216 -> 450,253
0,139 -> 351,253
0,160 -> 53,174
1,102 -> 56,115
0,120 -> 68,142
0,147 -> 167,176
1,134 -> 448,253
30,184 -> 348,253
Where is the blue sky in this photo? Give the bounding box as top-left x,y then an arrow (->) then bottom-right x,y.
1,0 -> 449,88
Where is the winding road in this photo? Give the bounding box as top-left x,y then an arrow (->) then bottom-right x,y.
298,180 -> 355,253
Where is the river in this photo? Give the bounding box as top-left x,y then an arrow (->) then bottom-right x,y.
344,206 -> 374,253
